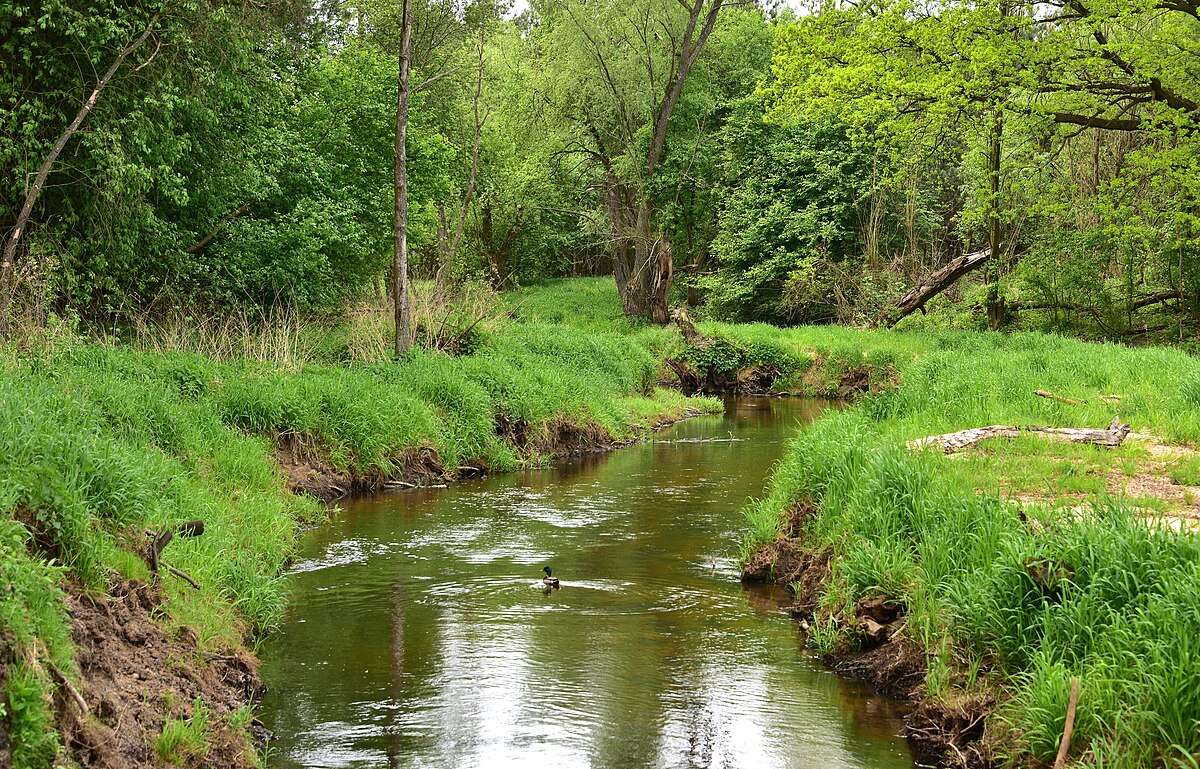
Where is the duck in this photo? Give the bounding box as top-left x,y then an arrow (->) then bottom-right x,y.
541,566 -> 560,589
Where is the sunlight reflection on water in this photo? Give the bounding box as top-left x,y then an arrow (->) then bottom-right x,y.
260,398 -> 913,769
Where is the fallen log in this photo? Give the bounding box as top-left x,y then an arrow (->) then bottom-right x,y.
886,249 -> 991,327
910,417 -> 1131,454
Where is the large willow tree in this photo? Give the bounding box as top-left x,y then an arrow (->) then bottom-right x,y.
531,0 -> 741,323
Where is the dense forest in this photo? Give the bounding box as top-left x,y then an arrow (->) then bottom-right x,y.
3,0 -> 1197,341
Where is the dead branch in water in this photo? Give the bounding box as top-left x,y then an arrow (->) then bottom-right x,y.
910,418 -> 1131,454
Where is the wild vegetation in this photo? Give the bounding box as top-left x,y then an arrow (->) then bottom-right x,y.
742,331 -> 1200,767
3,0 -> 1199,766
0,284 -> 722,767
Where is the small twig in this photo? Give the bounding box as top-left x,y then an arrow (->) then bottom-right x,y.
48,662 -> 89,715
1053,677 -> 1081,769
166,565 -> 201,590
1035,389 -> 1083,406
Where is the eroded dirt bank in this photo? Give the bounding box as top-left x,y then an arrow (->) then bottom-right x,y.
276,407 -> 714,502
56,580 -> 262,769
742,505 -> 992,768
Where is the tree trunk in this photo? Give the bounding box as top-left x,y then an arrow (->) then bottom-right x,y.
986,107 -> 1006,330
393,0 -> 414,357
609,0 -> 724,325
435,202 -> 450,299
886,249 -> 992,326
611,192 -> 671,324
0,11 -> 159,334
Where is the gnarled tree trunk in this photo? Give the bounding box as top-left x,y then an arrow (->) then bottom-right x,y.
609,186 -> 672,324
606,0 -> 726,325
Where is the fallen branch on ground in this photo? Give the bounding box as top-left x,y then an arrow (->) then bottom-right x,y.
48,662 -> 89,715
910,417 -> 1131,454
1053,677 -> 1081,769
1035,389 -> 1083,406
166,565 -> 201,590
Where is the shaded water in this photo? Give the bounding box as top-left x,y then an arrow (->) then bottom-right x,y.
260,398 -> 914,769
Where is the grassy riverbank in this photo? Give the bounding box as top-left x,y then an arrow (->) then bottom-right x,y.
0,292 -> 717,768
6,277 -> 1197,768
743,329 -> 1200,766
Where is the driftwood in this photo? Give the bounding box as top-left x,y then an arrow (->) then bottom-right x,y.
887,249 -> 991,327
1053,677 -> 1081,769
910,417 -> 1130,454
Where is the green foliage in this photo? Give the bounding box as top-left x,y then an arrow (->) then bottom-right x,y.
4,663 -> 60,769
155,699 -> 210,765
0,280 -> 723,760
705,104 -> 873,324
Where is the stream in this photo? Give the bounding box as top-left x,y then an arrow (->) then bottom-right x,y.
259,397 -> 915,769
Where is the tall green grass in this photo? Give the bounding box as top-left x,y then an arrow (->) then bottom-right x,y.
0,296 -> 717,767
746,328 -> 1200,767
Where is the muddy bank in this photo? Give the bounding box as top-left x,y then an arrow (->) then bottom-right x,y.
53,580 -> 262,769
278,408 -> 712,502
742,506 -> 992,768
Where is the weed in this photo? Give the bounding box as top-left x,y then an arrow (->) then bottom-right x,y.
156,698 -> 210,764
806,614 -> 841,655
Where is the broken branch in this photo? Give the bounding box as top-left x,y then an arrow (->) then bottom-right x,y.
1035,389 -> 1083,405
1053,677 -> 1081,769
166,565 -> 201,591
48,662 -> 89,715
886,249 -> 992,327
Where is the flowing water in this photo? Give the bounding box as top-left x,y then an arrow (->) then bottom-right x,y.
260,397 -> 915,769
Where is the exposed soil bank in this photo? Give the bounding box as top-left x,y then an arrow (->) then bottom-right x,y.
742,510 -> 992,768
57,580 -> 262,769
278,407 -> 714,502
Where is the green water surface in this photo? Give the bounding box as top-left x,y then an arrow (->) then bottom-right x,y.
260,397 -> 915,769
